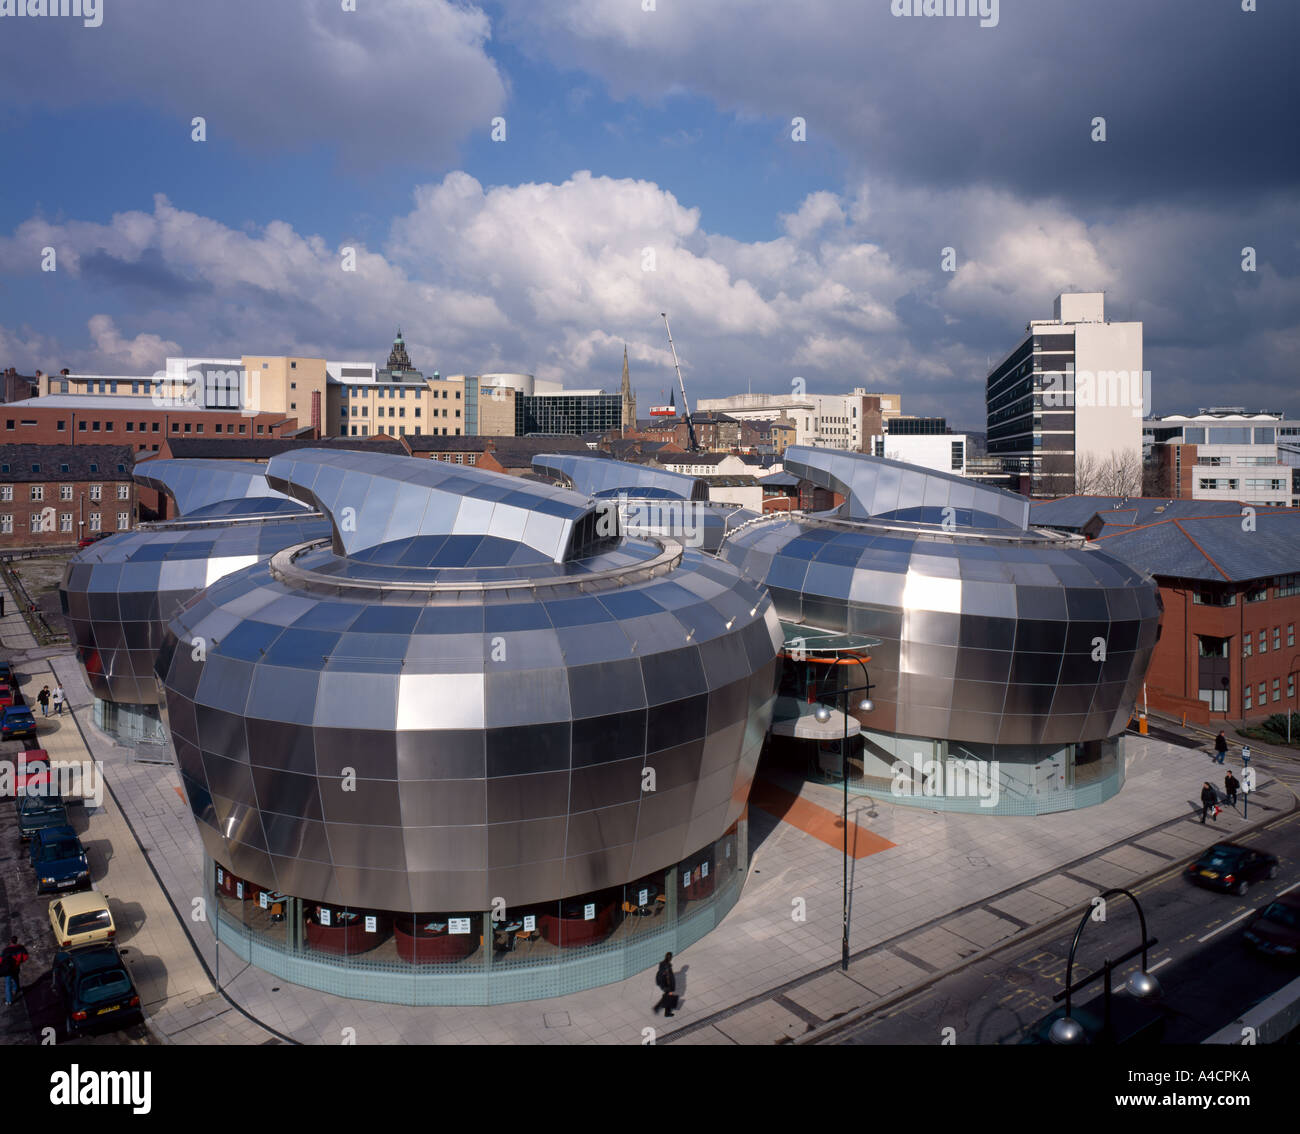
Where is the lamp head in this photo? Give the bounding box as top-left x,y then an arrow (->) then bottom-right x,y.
1048,1015 -> 1087,1045
1125,970 -> 1161,1000
858,698 -> 874,713
814,705 -> 832,724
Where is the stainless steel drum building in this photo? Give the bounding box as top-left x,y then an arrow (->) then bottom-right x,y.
59,460 -> 330,743
719,447 -> 1162,814
155,449 -> 781,1003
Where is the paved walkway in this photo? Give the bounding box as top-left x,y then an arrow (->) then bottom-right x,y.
7,579 -> 1293,1045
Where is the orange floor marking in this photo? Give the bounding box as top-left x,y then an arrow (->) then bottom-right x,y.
748,779 -> 895,858
174,785 -> 186,802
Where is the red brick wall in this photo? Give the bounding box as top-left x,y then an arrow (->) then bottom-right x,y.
0,479 -> 137,550
1143,580 -> 1300,723
1,406 -> 298,453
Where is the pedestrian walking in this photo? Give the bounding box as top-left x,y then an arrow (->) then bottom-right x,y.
1200,782 -> 1219,824
1214,731 -> 1227,764
652,951 -> 678,1018
36,685 -> 50,717
0,592 -> 5,617
1,937 -> 30,1005
52,684 -> 65,716
1224,770 -> 1240,806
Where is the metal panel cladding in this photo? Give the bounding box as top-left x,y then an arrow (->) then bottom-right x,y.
157,449 -> 782,912
720,450 -> 1161,748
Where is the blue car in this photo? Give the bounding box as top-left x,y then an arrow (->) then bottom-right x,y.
29,824 -> 91,894
1,704 -> 37,742
17,794 -> 68,843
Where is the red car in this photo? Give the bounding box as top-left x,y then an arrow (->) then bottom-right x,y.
1244,893 -> 1300,959
0,686 -> 22,709
17,749 -> 52,795
76,532 -> 111,549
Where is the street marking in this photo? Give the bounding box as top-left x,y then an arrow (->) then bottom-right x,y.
1278,880 -> 1300,896
1147,956 -> 1173,973
1198,910 -> 1254,943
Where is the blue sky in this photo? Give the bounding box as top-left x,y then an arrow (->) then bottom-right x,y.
0,0 -> 1295,427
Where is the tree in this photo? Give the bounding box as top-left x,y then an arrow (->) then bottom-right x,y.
1073,449 -> 1143,497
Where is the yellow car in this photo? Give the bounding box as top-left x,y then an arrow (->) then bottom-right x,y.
48,890 -> 116,949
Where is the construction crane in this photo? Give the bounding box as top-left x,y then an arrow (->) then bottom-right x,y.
660,312 -> 699,453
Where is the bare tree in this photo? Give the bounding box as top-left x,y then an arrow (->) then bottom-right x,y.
1074,449 -> 1142,497
1073,451 -> 1101,495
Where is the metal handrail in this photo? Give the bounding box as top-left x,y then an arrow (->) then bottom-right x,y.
718,508 -> 1086,549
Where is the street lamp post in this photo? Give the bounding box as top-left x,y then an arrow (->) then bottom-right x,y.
1050,886 -> 1161,1044
813,658 -> 873,971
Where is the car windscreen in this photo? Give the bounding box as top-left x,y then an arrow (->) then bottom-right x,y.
1200,850 -> 1238,868
1262,903 -> 1300,929
67,910 -> 111,935
37,840 -> 80,862
78,969 -> 131,1005
20,798 -> 64,817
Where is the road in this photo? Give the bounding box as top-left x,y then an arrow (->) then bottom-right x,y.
827,804 -> 1300,1044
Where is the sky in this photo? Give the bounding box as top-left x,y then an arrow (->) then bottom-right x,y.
0,0 -> 1296,429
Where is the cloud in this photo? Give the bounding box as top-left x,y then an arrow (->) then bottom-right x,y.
1,171 -> 1296,428
0,0 -> 506,169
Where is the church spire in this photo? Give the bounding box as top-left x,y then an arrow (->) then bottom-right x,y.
387,328 -> 412,372
619,343 -> 636,431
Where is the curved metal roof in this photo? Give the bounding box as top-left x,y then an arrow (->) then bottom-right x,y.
133,458 -> 299,517
532,452 -> 710,502
266,449 -> 608,564
785,446 -> 1030,530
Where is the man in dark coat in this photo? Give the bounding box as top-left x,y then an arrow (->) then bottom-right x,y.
1214,732 -> 1227,764
1224,771 -> 1240,806
1,937 -> 30,1005
653,952 -> 678,1017
1200,782 -> 1218,823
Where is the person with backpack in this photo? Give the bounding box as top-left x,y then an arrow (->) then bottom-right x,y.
653,951 -> 678,1017
1224,770 -> 1240,806
2,937 -> 30,1005
1200,782 -> 1219,824
1214,731 -> 1227,764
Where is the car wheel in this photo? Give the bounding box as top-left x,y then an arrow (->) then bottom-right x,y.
1235,880 -> 1249,897
1267,864 -> 1278,879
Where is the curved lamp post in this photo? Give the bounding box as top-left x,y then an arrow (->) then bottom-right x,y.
1050,886 -> 1161,1045
813,655 -> 874,971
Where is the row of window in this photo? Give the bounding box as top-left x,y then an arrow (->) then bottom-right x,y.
1242,625 -> 1295,656
0,512 -> 129,535
6,419 -> 267,436
430,453 -> 480,465
1,484 -> 130,502
1194,576 -> 1300,604
1245,675 -> 1294,712
342,386 -> 460,400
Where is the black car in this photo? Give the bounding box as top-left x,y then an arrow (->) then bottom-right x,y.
28,824 -> 91,894
16,794 -> 68,843
1186,843 -> 1279,896
50,944 -> 142,1036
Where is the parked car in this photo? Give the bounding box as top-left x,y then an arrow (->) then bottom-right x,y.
0,705 -> 37,742
0,661 -> 16,688
50,944 -> 141,1036
0,685 -> 23,709
17,794 -> 68,842
75,533 -> 111,550
15,748 -> 51,795
1243,893 -> 1300,959
29,824 -> 91,894
1186,843 -> 1279,896
48,891 -> 116,949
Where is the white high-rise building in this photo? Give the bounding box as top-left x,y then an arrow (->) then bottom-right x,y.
986,292 -> 1144,497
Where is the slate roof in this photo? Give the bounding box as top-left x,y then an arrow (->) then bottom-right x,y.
1094,511 -> 1300,583
1029,495 -> 1282,532
160,436 -> 408,460
0,444 -> 134,481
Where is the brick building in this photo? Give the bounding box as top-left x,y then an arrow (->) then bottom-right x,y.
0,444 -> 137,550
2,395 -> 300,455
406,434 -> 590,476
